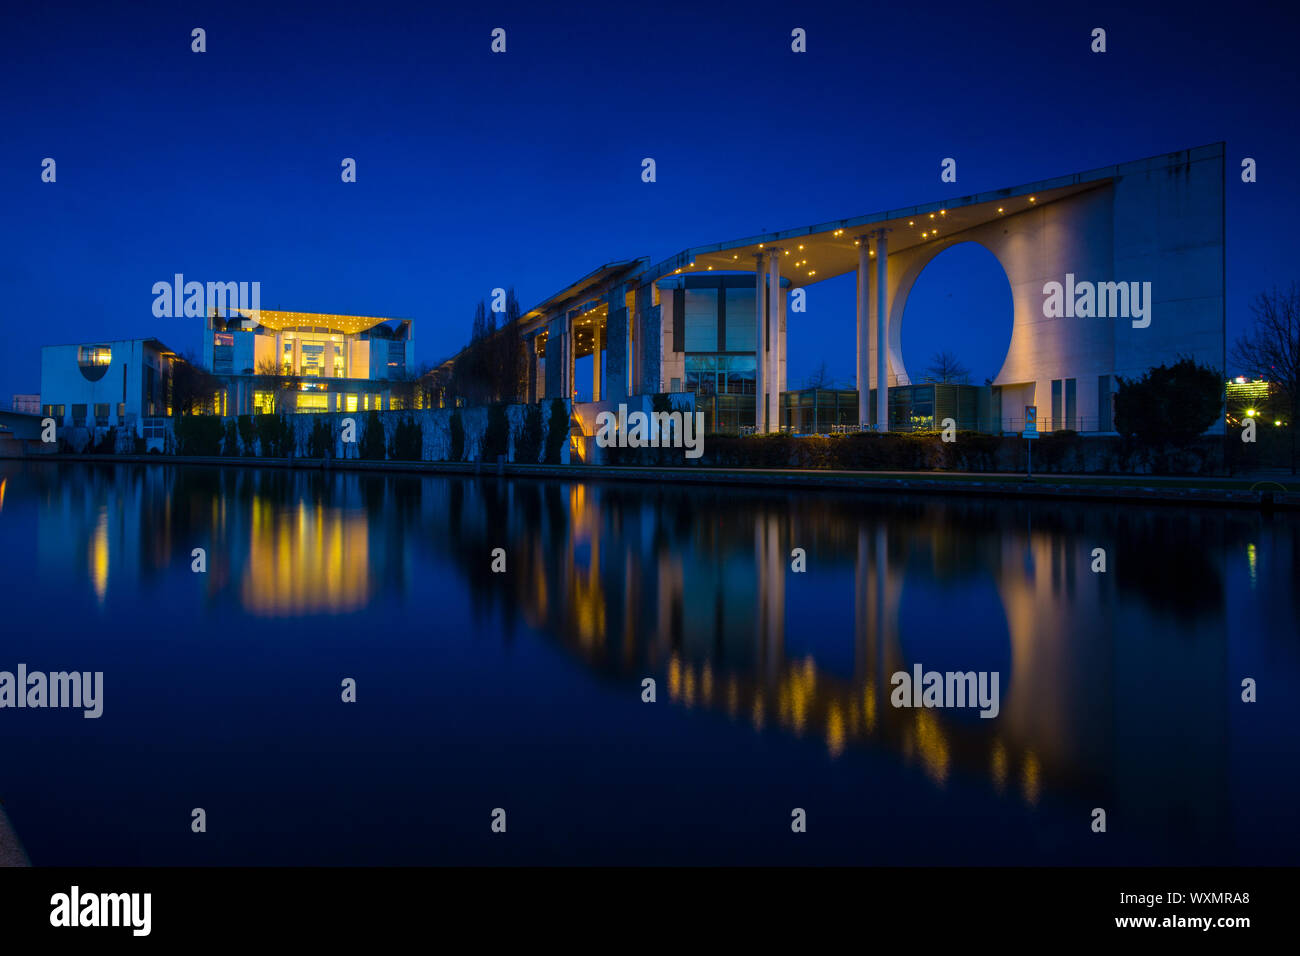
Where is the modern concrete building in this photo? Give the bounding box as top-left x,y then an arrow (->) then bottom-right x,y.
203,308 -> 416,414
518,144 -> 1225,436
39,338 -> 180,441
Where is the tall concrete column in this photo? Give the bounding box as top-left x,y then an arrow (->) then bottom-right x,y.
564,311 -> 575,401
592,319 -> 603,402
767,249 -> 782,433
856,236 -> 872,428
605,286 -> 629,402
527,336 -> 538,403
874,230 -> 890,432
754,253 -> 766,432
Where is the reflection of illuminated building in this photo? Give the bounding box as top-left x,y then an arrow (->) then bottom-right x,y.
89,508 -> 109,605
240,498 -> 372,616
485,484 -> 1231,844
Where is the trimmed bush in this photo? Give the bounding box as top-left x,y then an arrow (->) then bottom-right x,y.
449,410 -> 465,461
483,404 -> 509,462
174,415 -> 224,456
306,418 -> 334,458
222,419 -> 240,456
388,416 -> 423,461
514,403 -> 544,464
236,415 -> 256,456
254,414 -> 291,457
544,399 -> 568,464
360,410 -> 386,460
90,427 -> 117,455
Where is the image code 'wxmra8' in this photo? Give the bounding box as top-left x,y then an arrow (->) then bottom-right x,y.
0,0 -> 1296,943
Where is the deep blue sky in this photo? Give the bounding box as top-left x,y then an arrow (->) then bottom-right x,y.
2,0 -> 1297,396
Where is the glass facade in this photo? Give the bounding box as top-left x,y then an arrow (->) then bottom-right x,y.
683,290 -> 718,352
724,288 -> 757,351
780,389 -> 860,433
663,276 -> 766,421
698,394 -> 757,434
1050,377 -> 1079,430
685,355 -> 757,398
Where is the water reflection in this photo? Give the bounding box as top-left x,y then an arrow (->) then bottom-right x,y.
241,498 -> 371,616
4,461 -> 1298,862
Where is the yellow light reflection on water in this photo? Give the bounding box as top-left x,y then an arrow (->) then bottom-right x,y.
1246,543 -> 1257,588
90,508 -> 108,605
241,498 -> 371,616
863,680 -> 877,733
914,710 -> 950,786
1021,749 -> 1042,806
991,739 -> 1009,793
826,702 -> 846,758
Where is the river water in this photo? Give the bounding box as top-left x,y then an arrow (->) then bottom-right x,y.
0,461 -> 1295,865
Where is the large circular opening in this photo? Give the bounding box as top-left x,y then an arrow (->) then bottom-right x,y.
900,243 -> 1013,386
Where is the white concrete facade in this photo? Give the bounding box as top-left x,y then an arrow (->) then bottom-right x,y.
39,338 -> 177,435
518,145 -> 1225,436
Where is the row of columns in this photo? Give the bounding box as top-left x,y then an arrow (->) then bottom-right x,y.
855,229 -> 891,432
533,232 -> 891,434
752,250 -> 786,433
537,304 -> 613,403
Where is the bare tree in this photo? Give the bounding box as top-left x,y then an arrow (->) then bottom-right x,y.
1232,282 -> 1299,473
804,361 -> 832,389
170,351 -> 221,416
255,358 -> 301,414
923,350 -> 971,384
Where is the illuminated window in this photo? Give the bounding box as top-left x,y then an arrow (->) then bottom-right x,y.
253,390 -> 276,414
300,342 -> 325,376
77,346 -> 112,367
345,394 -> 358,412
77,345 -> 112,382
296,393 -> 329,413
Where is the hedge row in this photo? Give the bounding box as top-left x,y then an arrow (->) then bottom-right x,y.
610,430 -> 1225,475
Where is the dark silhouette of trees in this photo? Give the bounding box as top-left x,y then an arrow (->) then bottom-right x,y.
254,359 -> 301,414
1114,357 -> 1222,448
170,352 -> 221,416
449,288 -> 526,405
1232,282 -> 1299,473
922,350 -> 971,385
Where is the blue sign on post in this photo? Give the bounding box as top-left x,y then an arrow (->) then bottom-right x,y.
1024,405 -> 1038,477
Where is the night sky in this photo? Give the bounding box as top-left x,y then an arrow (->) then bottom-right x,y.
2,0 -> 1297,396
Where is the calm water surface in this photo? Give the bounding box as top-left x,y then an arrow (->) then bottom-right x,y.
0,461 -> 1296,865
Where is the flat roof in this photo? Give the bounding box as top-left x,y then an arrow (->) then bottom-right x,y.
649,144 -> 1222,289
229,309 -> 410,335
42,337 -> 180,356
521,259 -> 646,324
519,143 -> 1223,325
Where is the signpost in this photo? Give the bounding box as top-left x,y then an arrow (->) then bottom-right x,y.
1023,405 -> 1038,477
